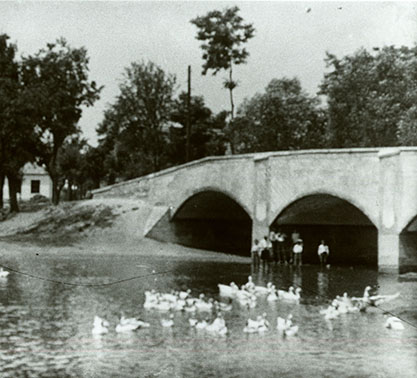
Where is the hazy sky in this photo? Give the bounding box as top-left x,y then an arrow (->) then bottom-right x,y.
1,1 -> 416,145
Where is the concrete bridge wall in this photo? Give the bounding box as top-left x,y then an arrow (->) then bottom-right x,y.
93,147 -> 417,273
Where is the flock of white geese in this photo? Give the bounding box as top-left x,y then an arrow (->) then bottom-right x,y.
92,276 -> 404,336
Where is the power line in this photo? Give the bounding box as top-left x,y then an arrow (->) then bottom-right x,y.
0,262 -> 176,287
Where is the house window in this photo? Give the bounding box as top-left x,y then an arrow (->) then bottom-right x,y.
31,180 -> 40,194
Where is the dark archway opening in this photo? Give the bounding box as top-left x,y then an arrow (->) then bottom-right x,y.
271,194 -> 377,266
149,191 -> 252,256
400,216 -> 417,273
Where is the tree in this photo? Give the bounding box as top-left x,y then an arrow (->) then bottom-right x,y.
231,77 -> 327,153
320,46 -> 417,147
57,136 -> 87,201
168,92 -> 215,164
191,6 -> 255,121
97,61 -> 176,180
0,34 -> 39,212
21,38 -> 101,204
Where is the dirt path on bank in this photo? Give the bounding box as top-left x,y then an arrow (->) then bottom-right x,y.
0,199 -> 249,264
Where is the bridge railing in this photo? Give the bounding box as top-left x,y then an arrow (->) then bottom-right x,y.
92,146 -> 417,196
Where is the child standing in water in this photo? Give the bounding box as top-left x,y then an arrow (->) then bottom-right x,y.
293,239 -> 303,266
251,239 -> 260,266
318,240 -> 330,266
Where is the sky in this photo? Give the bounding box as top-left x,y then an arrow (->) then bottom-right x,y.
1,1 -> 416,145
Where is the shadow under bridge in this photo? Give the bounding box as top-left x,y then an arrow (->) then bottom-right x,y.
148,190 -> 252,256
271,194 -> 377,266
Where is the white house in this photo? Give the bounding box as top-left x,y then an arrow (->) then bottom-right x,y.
2,163 -> 52,201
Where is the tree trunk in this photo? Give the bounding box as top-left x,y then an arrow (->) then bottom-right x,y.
225,63 -> 235,155
229,64 -> 234,121
7,173 -> 19,213
51,174 -> 61,205
0,171 -> 4,209
68,180 -> 73,201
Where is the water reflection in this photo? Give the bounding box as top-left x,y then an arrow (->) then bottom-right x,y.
317,270 -> 329,298
0,252 -> 416,377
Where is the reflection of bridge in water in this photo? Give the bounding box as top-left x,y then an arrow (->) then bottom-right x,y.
93,147 -> 417,273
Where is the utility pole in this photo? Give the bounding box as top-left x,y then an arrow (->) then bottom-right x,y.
186,65 -> 191,162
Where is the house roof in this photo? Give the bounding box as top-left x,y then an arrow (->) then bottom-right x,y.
22,163 -> 49,176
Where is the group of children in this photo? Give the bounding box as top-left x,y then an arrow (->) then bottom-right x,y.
251,230 -> 330,267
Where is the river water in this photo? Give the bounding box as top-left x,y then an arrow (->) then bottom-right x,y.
0,248 -> 416,377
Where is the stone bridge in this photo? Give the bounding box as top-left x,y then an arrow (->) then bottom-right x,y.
92,147 -> 417,273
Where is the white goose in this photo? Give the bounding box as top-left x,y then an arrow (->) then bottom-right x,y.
244,276 -> 256,292
206,315 -> 228,336
154,301 -> 172,312
277,314 -> 298,336
195,296 -> 213,312
161,314 -> 174,328
266,285 -> 278,302
276,316 -> 288,332
218,282 -> 239,298
179,289 -> 191,300
254,282 -> 272,296
195,319 -> 208,330
352,286 -> 400,312
92,316 -> 109,335
238,294 -> 257,309
0,268 -> 9,278
244,314 -> 269,333
385,316 -> 404,330
278,287 -> 301,302
320,300 -> 340,320
116,321 -> 140,333
120,315 -> 150,328
215,300 -> 233,312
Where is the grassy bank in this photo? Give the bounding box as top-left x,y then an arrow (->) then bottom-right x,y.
0,199 -> 250,263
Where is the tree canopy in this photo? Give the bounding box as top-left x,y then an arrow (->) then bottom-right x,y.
191,6 -> 255,120
21,38 -> 102,204
231,77 -> 327,153
97,61 -> 177,180
320,46 -> 417,147
0,34 -> 40,211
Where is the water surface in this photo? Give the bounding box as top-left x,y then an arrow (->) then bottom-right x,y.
0,250 -> 416,377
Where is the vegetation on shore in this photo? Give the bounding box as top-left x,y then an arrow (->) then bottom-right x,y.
2,6 -> 417,214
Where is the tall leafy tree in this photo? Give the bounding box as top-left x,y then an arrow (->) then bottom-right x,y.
320,46 -> 417,147
0,34 -> 39,212
97,61 -> 176,180
191,6 -> 255,121
21,38 -> 101,204
232,77 -> 327,153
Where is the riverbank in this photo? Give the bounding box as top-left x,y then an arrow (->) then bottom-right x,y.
0,198 -> 249,263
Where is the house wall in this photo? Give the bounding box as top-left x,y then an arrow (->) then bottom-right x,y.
2,174 -> 52,201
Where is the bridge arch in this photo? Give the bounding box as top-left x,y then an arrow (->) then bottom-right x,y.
399,214 -> 417,272
270,193 -> 378,266
171,186 -> 253,220
159,188 -> 253,256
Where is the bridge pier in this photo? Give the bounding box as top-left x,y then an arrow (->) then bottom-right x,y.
378,232 -> 400,273
252,220 -> 270,245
